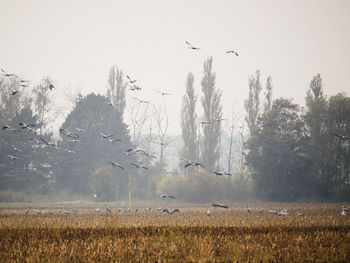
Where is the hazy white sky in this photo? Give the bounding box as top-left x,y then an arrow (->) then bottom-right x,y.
1,0 -> 350,134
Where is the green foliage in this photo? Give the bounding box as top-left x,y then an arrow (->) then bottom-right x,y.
90,166 -> 119,201
200,57 -> 222,171
246,98 -> 311,201
157,171 -> 251,203
106,65 -> 127,119
0,107 -> 52,192
180,72 -> 198,166
53,93 -> 135,198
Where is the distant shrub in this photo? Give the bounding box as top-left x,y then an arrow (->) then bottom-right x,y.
157,171 -> 251,203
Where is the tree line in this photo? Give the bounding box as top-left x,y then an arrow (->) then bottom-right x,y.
0,59 -> 349,202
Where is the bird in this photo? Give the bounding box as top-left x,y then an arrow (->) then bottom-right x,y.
25,208 -> 30,214
160,194 -> 176,199
40,137 -> 57,147
129,84 -> 141,91
296,212 -> 305,216
200,121 -> 213,125
7,155 -> 19,160
131,162 -> 148,169
247,207 -> 251,214
268,210 -> 278,215
185,161 -> 204,168
19,122 -> 35,129
63,149 -> 76,154
333,133 -> 350,141
11,145 -> 22,152
107,162 -> 124,170
226,50 -> 239,56
95,208 -> 101,213
213,118 -> 228,122
185,40 -> 200,50
101,132 -> 114,139
163,208 -> 179,215
106,207 -> 112,213
212,171 -> 232,176
127,75 -> 137,84
340,210 -> 346,216
207,209 -> 211,216
145,207 -> 152,212
75,128 -> 85,132
108,138 -> 121,143
258,208 -> 264,214
212,203 -> 228,209
63,210 -> 71,215
2,125 -> 15,131
12,90 -> 19,96
154,89 -> 173,96
68,139 -> 80,143
48,84 -> 55,90
132,97 -> 150,104
341,205 -> 348,212
104,101 -> 113,106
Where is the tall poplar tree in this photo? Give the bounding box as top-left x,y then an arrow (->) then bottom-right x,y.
200,57 -> 222,172
106,65 -> 127,120
180,72 -> 198,166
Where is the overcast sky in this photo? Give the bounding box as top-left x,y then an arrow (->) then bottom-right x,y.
1,0 -> 350,134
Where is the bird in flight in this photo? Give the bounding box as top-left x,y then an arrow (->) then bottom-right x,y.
212,171 -> 232,176
132,97 -> 150,104
12,90 -> 19,96
185,161 -> 204,168
48,84 -> 55,91
160,194 -> 176,199
108,138 -> 121,143
127,75 -> 137,84
8,155 -> 19,160
101,132 -> 114,139
107,162 -> 124,170
11,145 -> 22,152
212,203 -> 228,209
154,89 -> 173,96
333,133 -> 350,141
226,50 -> 239,56
104,101 -> 113,106
186,41 -> 200,50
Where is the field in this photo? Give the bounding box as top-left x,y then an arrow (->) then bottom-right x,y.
0,203 -> 349,262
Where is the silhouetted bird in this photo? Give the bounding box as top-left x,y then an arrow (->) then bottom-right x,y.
212,203 -> 228,209
127,75 -> 137,84
186,40 -> 200,50
154,89 -> 173,96
107,161 -> 124,170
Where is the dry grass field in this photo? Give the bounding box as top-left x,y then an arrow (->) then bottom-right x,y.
0,203 -> 349,262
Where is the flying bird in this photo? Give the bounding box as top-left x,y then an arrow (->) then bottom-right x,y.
132,97 -> 150,104
109,138 -> 121,143
12,90 -> 19,96
154,89 -> 173,96
11,145 -> 22,152
101,132 -> 114,139
226,50 -> 239,56
107,162 -> 124,170
160,194 -> 176,199
75,128 -> 85,132
333,133 -> 350,141
127,75 -> 137,84
212,203 -> 228,209
8,155 -> 19,160
48,84 -> 55,90
185,40 -> 200,50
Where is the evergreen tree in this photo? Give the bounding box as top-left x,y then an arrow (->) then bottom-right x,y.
200,57 -> 222,172
246,98 -> 311,201
0,108 -> 52,193
53,93 -> 135,199
180,72 -> 198,167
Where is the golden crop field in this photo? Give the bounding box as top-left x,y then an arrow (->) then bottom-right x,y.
0,203 -> 349,262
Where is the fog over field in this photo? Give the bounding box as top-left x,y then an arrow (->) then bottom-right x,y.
0,0 -> 350,203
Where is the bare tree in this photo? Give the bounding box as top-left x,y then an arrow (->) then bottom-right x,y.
32,76 -> 55,135
245,70 -> 262,135
128,101 -> 150,147
153,104 -> 169,167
